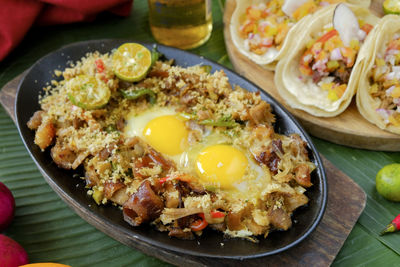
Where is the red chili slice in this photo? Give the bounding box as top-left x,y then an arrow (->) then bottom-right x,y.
190,213 -> 208,231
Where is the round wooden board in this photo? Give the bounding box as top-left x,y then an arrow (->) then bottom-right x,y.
223,0 -> 400,151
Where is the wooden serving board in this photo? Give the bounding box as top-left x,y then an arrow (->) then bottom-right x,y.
1,72 -> 367,266
224,0 -> 400,151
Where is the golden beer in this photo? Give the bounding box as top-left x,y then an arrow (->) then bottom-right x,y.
148,0 -> 212,49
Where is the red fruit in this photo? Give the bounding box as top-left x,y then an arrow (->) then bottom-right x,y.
0,234 -> 29,267
0,182 -> 15,231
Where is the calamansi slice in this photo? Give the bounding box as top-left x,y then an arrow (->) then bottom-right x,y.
112,43 -> 152,82
383,0 -> 400,15
67,75 -> 111,110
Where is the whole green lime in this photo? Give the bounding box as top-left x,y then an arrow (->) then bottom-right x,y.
376,163 -> 400,202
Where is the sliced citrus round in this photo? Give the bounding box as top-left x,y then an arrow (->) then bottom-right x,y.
112,43 -> 152,82
383,0 -> 400,15
66,74 -> 111,110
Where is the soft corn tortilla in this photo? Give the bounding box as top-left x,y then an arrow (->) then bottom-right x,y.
230,0 -> 371,70
274,4 -> 378,117
357,15 -> 400,134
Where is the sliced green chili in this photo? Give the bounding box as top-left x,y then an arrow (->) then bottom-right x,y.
151,46 -> 162,65
120,88 -> 156,104
199,115 -> 237,128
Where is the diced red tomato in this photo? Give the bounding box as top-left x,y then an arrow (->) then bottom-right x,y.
241,22 -> 257,36
261,9 -> 269,18
361,23 -> 373,35
191,213 -> 208,231
95,59 -> 105,73
260,37 -> 273,47
316,29 -> 338,44
299,51 -> 313,76
387,39 -> 400,51
300,64 -> 313,76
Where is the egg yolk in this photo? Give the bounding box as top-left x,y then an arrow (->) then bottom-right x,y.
196,145 -> 248,189
143,115 -> 188,155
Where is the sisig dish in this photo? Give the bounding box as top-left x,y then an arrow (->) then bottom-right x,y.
16,39 -> 327,258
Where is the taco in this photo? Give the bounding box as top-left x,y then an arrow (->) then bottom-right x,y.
274,3 -> 378,117
230,0 -> 371,70
357,15 -> 400,135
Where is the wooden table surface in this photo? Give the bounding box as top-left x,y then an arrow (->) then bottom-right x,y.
0,0 -> 399,266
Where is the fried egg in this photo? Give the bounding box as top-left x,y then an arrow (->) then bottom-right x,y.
124,106 -> 189,163
124,107 -> 272,202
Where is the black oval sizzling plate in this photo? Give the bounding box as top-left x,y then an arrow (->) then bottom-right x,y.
15,39 -> 327,259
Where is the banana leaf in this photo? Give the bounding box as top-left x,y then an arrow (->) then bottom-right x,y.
0,0 -> 399,266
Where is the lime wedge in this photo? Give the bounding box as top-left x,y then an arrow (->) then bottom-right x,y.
112,43 -> 152,82
67,75 -> 111,110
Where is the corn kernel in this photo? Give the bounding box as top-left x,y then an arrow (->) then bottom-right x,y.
321,82 -> 334,91
391,86 -> 400,98
376,58 -> 385,67
327,60 -> 339,71
350,39 -> 360,50
328,89 -> 339,101
388,114 -> 400,126
335,84 -> 347,98
369,83 -> 379,94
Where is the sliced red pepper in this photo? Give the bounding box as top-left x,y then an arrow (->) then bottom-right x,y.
95,59 -> 105,73
316,29 -> 338,44
158,176 -> 170,185
190,213 -> 208,231
361,23 -> 373,35
210,210 -> 226,218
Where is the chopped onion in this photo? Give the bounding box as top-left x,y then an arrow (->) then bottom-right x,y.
0,182 -> 15,231
357,29 -> 367,41
376,109 -> 394,124
259,21 -> 270,28
333,4 -> 360,46
303,54 -> 313,63
319,1 -> 330,7
393,98 -> 400,105
0,235 -> 29,266
392,66 -> 400,73
386,72 -> 395,80
386,86 -> 395,96
261,37 -> 273,46
330,48 -> 343,61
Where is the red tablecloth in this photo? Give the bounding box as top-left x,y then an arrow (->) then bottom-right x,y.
0,0 -> 133,61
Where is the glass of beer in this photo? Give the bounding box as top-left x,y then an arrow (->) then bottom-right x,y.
148,0 -> 213,50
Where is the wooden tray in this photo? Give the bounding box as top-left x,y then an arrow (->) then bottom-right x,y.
1,72 -> 366,266
224,0 -> 400,151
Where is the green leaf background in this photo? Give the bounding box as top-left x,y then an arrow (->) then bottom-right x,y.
0,1 -> 399,266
